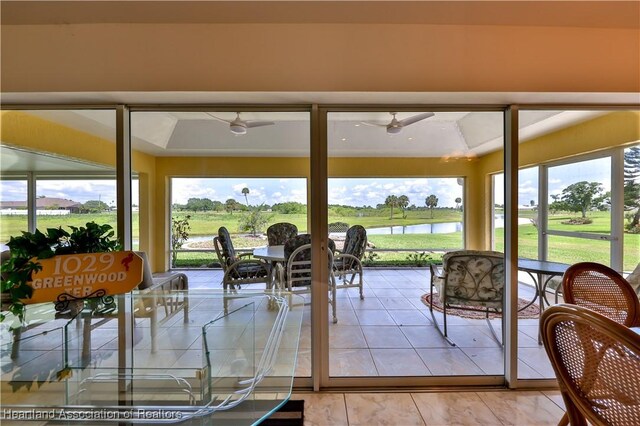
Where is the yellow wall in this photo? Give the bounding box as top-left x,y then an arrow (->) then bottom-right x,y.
0,111 -> 158,265
0,111 -> 117,168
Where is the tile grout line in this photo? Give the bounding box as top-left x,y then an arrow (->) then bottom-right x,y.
474,391 -> 510,426
342,393 -> 351,426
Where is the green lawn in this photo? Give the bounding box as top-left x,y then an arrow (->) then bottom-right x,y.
2,210 -> 637,271
0,213 -> 139,241
494,223 -> 639,271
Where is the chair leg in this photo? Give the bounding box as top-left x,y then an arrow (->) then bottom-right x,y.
561,396 -> 588,426
485,309 -> 502,346
428,288 -> 455,346
357,270 -> 364,300
558,413 -> 569,426
331,276 -> 338,324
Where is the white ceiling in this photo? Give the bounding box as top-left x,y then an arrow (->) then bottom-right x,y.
2,107 -> 610,161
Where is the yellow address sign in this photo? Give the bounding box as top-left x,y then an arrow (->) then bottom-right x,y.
24,251 -> 144,305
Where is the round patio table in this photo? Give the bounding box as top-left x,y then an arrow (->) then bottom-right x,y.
253,245 -> 286,262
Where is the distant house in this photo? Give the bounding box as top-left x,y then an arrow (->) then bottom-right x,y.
0,197 -> 83,213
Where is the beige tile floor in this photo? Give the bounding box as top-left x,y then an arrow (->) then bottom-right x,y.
1,267 -> 557,411
185,267 -> 556,379
294,390 -> 566,426
1,270 -> 567,426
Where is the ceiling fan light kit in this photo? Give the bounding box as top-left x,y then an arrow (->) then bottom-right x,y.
229,123 -> 247,135
362,112 -> 435,134
207,112 -> 275,135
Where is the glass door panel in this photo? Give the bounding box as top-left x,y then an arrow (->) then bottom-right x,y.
327,110 -> 503,382
516,109 -> 637,380
131,109 -> 311,379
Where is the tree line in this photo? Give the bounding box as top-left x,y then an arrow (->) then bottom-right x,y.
171,197 -> 465,218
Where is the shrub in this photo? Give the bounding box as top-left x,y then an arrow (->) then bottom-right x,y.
171,215 -> 191,267
561,217 -> 593,225
405,251 -> 433,267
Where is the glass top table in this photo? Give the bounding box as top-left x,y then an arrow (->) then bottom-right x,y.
1,290 -> 303,425
252,245 -> 286,262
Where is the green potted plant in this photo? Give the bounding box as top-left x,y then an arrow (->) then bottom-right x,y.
1,222 -> 120,322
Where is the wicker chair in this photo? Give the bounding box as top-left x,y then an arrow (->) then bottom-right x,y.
276,234 -> 338,323
213,227 -> 271,291
541,304 -> 640,426
429,250 -> 504,345
266,222 -> 298,246
562,262 -> 640,327
333,225 -> 366,299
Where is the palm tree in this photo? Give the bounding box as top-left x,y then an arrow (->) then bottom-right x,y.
385,195 -> 398,219
425,195 -> 438,218
241,187 -> 250,206
398,195 -> 409,218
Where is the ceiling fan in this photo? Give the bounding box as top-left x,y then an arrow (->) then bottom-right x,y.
362,112 -> 434,134
206,112 -> 275,135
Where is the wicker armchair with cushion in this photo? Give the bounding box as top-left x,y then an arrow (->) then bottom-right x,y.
429,250 -> 504,345
333,225 -> 366,299
266,222 -> 298,246
276,234 -> 338,323
541,304 -> 640,426
214,226 -> 272,291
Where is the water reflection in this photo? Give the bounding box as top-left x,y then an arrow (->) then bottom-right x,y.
366,222 -> 462,235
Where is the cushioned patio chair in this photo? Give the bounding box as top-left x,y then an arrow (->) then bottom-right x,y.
333,225 -> 366,299
625,262 -> 640,298
541,304 -> 640,426
266,222 -> 298,246
214,226 -> 271,291
276,234 -> 338,323
134,252 -> 189,353
429,250 -> 504,346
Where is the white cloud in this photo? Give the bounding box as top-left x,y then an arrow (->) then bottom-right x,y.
232,183 -> 248,193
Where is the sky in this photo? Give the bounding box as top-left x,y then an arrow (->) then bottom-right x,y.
493,156 -> 612,206
171,177 -> 464,208
0,155 -> 618,209
0,180 -> 140,206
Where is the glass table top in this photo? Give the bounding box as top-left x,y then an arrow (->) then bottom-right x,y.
1,289 -> 303,425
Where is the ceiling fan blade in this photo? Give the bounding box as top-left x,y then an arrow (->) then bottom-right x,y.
205,112 -> 232,124
245,121 -> 275,128
361,121 -> 387,128
398,112 -> 434,127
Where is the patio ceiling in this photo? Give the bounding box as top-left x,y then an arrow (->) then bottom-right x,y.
4,109 -> 607,159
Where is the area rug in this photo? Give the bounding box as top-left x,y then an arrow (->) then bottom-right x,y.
421,294 -> 540,319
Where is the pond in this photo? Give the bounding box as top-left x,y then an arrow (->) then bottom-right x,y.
176,216 -> 532,246
365,222 -> 463,235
